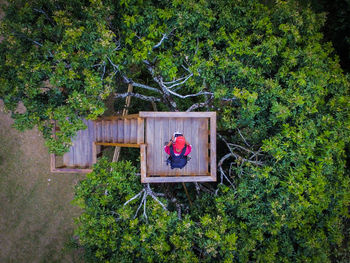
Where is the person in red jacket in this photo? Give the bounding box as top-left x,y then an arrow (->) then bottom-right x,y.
164,132 -> 192,169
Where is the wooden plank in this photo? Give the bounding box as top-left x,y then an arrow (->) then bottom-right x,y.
167,118 -> 177,175
130,119 -> 137,143
50,154 -> 56,172
92,142 -> 97,164
190,118 -> 200,175
52,168 -> 93,174
141,175 -> 215,183
160,118 -> 169,175
94,121 -> 99,142
137,118 -> 144,144
108,121 -> 113,142
124,119 -> 131,143
80,122 -> 87,166
95,142 -> 141,148
95,113 -> 139,121
139,111 -> 215,118
107,121 -> 111,142
210,113 -> 217,181
70,132 -> 77,166
152,118 -> 162,174
112,120 -> 118,142
140,144 -> 147,183
183,117 -> 193,174
87,120 -> 94,166
101,120 -> 106,141
175,118 -> 184,136
146,118 -> 155,172
117,119 -> 123,143
63,151 -> 71,166
175,118 -> 184,177
198,118 -> 209,174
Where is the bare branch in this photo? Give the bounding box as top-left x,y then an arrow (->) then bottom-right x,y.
167,89 -> 213,99
122,75 -> 160,93
219,134 -> 264,166
237,128 -> 250,147
143,194 -> 148,222
101,62 -> 106,81
163,76 -> 188,85
228,143 -> 262,156
153,33 -> 168,49
115,92 -> 161,102
142,60 -> 178,110
107,57 -> 119,71
167,73 -> 193,89
33,8 -> 55,26
218,153 -> 235,188
134,191 -> 146,219
124,190 -> 144,206
186,93 -> 214,112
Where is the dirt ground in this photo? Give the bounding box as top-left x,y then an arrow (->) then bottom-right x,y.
0,100 -> 84,262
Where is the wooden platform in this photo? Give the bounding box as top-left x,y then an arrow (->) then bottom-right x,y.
51,115 -> 144,173
139,112 -> 216,183
51,112 -> 216,183
145,117 -> 208,176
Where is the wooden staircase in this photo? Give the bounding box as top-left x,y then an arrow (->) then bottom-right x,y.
94,116 -> 144,144
62,115 -> 144,168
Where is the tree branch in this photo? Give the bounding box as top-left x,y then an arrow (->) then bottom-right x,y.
153,33 -> 168,50
237,128 -> 250,147
218,134 -> 264,166
122,75 -> 160,93
115,92 -> 161,102
123,190 -> 144,206
186,93 -> 214,112
166,73 -> 193,89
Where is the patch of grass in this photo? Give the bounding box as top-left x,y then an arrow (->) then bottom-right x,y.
0,102 -> 84,263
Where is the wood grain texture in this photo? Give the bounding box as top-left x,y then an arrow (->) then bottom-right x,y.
140,144 -> 147,183
137,118 -> 144,144
142,176 -> 215,183
145,117 -> 210,177
95,142 -> 141,148
140,111 -> 215,118
130,119 -> 137,143
145,117 -> 155,173
210,113 -> 217,181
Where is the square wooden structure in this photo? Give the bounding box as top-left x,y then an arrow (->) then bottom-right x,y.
50,112 -> 217,184
139,112 -> 216,183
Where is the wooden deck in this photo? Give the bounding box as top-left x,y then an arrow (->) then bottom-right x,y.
145,117 -> 209,176
139,112 -> 216,183
51,112 -> 216,183
63,119 -> 95,168
52,116 -> 144,172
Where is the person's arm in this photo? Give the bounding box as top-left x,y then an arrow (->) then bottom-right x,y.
185,140 -> 190,146
166,135 -> 175,147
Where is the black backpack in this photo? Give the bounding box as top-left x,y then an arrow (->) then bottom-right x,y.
166,145 -> 188,169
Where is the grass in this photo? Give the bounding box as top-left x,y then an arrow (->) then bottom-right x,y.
0,101 -> 84,262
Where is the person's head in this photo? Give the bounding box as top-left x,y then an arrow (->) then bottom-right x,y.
174,136 -> 185,152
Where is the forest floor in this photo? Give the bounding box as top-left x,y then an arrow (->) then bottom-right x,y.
0,100 -> 84,262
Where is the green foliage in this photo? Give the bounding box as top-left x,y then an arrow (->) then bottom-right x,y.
0,0 -> 116,154
1,0 -> 349,262
75,159 -> 241,262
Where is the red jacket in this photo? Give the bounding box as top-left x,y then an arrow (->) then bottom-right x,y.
164,144 -> 192,156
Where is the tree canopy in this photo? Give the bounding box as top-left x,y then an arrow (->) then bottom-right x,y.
1,0 -> 349,262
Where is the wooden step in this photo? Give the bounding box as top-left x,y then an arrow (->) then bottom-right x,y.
137,117 -> 144,144
124,119 -> 130,143
117,119 -> 123,143
130,118 -> 137,143
111,120 -> 117,142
